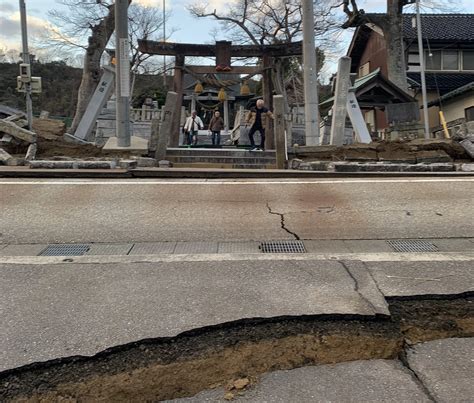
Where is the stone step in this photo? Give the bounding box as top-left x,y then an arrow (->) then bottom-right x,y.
166,147 -> 276,158
167,155 -> 276,165
171,162 -> 276,169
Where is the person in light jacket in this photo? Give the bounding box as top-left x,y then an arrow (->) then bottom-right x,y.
244,99 -> 273,151
208,111 -> 224,146
184,111 -> 204,146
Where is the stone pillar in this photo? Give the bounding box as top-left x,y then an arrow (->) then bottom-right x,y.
155,91 -> 178,160
263,54 -> 275,149
274,95 -> 286,169
170,55 -> 184,146
302,0 -> 320,146
330,56 -> 351,146
224,99 -> 229,135
191,94 -> 196,112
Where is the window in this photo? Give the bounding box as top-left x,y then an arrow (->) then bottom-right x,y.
359,62 -> 370,77
425,50 -> 464,71
466,106 -> 474,122
443,51 -> 459,70
463,51 -> 474,71
426,51 -> 441,70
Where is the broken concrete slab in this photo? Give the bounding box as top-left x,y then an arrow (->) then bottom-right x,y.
0,260 -> 383,370
170,360 -> 431,402
406,338 -> 474,403
460,139 -> 474,159
0,147 -> 13,165
365,261 -> 474,297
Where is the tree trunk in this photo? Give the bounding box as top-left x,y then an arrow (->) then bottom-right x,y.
384,0 -> 408,91
70,4 -> 117,135
343,0 -> 409,92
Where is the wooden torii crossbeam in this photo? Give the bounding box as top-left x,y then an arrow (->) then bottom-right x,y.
138,40 -> 303,146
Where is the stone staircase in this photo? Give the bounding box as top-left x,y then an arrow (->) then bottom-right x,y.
165,147 -> 277,169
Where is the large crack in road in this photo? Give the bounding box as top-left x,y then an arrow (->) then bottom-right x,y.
1,294 -> 473,402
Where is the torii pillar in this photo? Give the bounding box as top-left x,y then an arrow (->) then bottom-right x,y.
170,54 -> 184,146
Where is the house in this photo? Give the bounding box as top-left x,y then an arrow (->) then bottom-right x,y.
346,13 -> 474,133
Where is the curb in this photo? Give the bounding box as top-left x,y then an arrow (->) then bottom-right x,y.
1,167 -> 474,179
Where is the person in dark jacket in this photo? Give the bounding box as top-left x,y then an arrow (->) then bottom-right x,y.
208,111 -> 224,146
244,99 -> 273,151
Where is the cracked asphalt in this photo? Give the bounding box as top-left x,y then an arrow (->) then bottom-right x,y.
0,178 -> 473,244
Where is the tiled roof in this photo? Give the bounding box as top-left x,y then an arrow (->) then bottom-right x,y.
402,14 -> 474,42
407,72 -> 474,95
427,81 -> 474,107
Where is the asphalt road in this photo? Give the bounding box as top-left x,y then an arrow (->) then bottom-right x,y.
0,177 -> 473,244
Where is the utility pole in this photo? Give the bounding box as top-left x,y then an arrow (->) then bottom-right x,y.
115,0 -> 131,147
415,0 -> 430,139
163,0 -> 166,90
302,0 -> 320,146
19,0 -> 33,131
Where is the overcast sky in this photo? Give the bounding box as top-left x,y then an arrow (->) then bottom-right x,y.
1,0 -> 472,72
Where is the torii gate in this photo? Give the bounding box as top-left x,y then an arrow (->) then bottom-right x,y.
138,39 -> 303,147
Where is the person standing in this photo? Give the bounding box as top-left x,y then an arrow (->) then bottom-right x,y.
184,110 -> 204,146
208,111 -> 224,146
244,99 -> 273,151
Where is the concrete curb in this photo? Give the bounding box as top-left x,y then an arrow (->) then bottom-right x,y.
1,166 -> 473,179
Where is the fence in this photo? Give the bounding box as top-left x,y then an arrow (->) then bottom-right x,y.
130,107 -> 161,122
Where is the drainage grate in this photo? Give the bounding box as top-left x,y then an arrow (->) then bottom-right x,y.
386,240 -> 439,253
260,240 -> 306,253
39,244 -> 91,256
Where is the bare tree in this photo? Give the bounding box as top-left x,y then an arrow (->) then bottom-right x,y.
45,0 -> 169,134
342,0 -> 462,91
187,0 -> 341,109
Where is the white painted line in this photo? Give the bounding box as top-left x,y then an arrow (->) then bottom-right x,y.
1,178 -> 474,185
1,252 -> 473,265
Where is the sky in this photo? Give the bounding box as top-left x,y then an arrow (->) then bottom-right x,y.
1,0 -> 472,72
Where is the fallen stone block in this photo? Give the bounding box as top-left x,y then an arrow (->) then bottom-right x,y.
74,161 -> 115,169
459,163 -> 474,172
131,157 -> 157,168
158,160 -> 172,168
402,164 -> 431,172
298,162 -> 312,170
331,162 -> 360,172
6,157 -> 25,166
430,163 -> 455,172
29,160 -> 75,169
290,158 -> 303,169
459,139 -> 474,159
118,160 -> 138,169
359,163 -> 405,172
0,147 -> 13,165
308,161 -> 330,171
25,143 -> 37,161
0,134 -> 13,144
0,119 -> 35,143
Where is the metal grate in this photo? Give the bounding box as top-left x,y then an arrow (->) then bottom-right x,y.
260,240 -> 306,253
386,240 -> 439,253
39,244 -> 91,256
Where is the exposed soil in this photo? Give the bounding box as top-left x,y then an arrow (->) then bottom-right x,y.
1,294 -> 473,402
